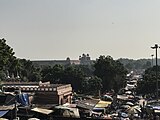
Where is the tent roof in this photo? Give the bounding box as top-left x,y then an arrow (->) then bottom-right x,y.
94,100 -> 112,108
77,99 -> 99,110
0,110 -> 9,117
0,105 -> 14,111
31,107 -> 53,115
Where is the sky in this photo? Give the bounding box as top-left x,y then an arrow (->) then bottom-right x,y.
0,0 -> 160,60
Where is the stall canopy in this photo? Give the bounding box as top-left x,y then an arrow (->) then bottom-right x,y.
31,107 -> 53,115
94,100 -> 112,108
54,106 -> 80,118
77,99 -> 99,110
0,110 -> 9,117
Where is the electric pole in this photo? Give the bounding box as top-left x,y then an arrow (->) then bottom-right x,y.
151,44 -> 159,100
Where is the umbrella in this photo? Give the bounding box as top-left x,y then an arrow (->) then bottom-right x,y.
28,118 -> 40,120
125,91 -> 132,95
121,112 -> 128,118
102,95 -> 113,101
126,102 -> 134,106
111,113 -> 118,117
127,105 -> 141,114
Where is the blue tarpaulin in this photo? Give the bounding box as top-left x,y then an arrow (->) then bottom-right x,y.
0,110 -> 8,117
17,93 -> 29,106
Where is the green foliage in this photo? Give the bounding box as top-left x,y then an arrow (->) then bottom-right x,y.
82,76 -> 102,95
94,55 -> 127,92
0,38 -> 15,71
77,65 -> 94,77
41,65 -> 85,93
0,70 -> 6,81
41,64 -> 64,83
136,66 -> 160,95
61,66 -> 85,93
17,59 -> 41,82
0,38 -> 17,80
0,38 -> 41,82
118,58 -> 151,70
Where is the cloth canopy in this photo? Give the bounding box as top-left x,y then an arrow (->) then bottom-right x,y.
31,107 -> 53,115
0,110 -> 9,117
95,100 -> 111,108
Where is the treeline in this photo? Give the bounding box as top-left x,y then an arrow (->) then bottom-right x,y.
118,58 -> 152,70
136,66 -> 160,97
0,38 -> 127,95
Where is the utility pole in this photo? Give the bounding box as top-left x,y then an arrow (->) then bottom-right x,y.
151,44 -> 159,100
151,54 -> 154,67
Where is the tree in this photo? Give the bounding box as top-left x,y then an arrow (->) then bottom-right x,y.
19,59 -> 41,82
77,65 -> 94,77
41,66 -> 54,82
82,76 -> 102,95
94,55 -> 127,92
61,66 -> 85,93
0,38 -> 16,80
52,64 -> 64,82
136,66 -> 160,96
0,39 -> 15,70
118,58 -> 152,70
41,64 -> 64,83
0,38 -> 41,82
143,61 -> 151,69
0,71 -> 6,81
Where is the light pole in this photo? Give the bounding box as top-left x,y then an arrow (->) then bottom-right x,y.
151,54 -> 154,67
151,44 -> 159,100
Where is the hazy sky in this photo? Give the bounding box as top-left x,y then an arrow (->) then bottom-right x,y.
0,0 -> 160,60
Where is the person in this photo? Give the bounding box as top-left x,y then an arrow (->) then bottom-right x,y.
140,105 -> 143,119
143,101 -> 145,108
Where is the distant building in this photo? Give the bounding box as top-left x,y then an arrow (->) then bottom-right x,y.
79,54 -> 93,65
32,54 -> 94,67
2,82 -> 72,105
